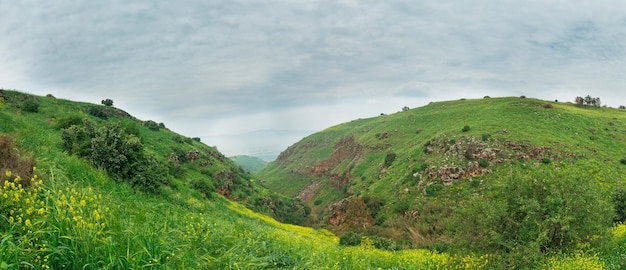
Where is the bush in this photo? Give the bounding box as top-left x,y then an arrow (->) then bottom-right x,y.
462,125 -> 471,132
483,96 -> 491,99
61,120 -> 165,193
192,137 -> 201,142
22,100 -> 39,113
88,106 -> 107,119
144,120 -> 160,131
613,188 -> 626,223
55,115 -> 84,129
543,104 -> 553,109
481,133 -> 491,141
520,95 -> 526,98
479,159 -> 489,168
172,136 -> 185,144
450,167 -> 612,267
621,158 -> 626,165
339,231 -> 362,246
101,99 -> 113,106
191,178 -> 215,198
384,152 -> 397,167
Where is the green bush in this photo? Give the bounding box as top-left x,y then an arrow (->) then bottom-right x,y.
450,167 -> 612,267
55,115 -> 84,129
61,120 -> 166,193
384,152 -> 397,167
462,125 -> 471,132
339,231 -> 362,246
144,120 -> 160,131
101,99 -> 113,107
481,133 -> 491,141
22,100 -> 39,113
87,106 -> 107,119
191,178 -> 215,199
613,188 -> 626,223
620,158 -> 626,165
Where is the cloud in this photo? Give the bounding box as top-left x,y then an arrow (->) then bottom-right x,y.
2,0 -> 626,157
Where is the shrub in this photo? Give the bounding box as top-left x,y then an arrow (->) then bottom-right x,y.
384,152 -> 397,167
101,99 -> 113,107
191,178 -> 215,198
339,231 -> 362,246
393,200 -> 410,214
620,158 -> 626,165
483,96 -> 490,99
520,95 -> 526,98
192,137 -> 201,142
478,158 -> 489,168
613,188 -> 626,223
543,104 -> 553,109
462,125 -> 471,132
55,115 -> 84,129
620,105 -> 626,109
61,120 -> 165,193
87,106 -> 107,119
144,120 -> 160,131
22,100 -> 39,113
450,167 -> 612,267
481,133 -> 491,141
172,136 -> 185,144
542,157 -> 551,164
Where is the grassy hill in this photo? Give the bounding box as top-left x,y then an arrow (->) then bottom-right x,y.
0,90 -> 624,269
229,155 -> 268,173
258,96 -> 626,268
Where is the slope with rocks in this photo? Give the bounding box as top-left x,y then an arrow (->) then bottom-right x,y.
258,96 -> 626,256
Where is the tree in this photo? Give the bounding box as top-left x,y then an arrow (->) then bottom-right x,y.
584,95 -> 593,106
101,99 -> 114,107
575,96 -> 584,106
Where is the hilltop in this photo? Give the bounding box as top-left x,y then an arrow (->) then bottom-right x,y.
258,96 -> 626,267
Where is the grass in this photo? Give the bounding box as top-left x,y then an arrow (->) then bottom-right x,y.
259,96 -> 626,268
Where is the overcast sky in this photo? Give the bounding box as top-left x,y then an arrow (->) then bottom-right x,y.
2,1 -> 626,159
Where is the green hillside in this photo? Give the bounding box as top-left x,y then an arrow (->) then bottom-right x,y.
258,96 -> 626,268
229,155 -> 268,173
1,90 -> 624,269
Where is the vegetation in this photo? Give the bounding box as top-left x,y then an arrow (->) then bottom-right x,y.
259,96 -> 626,268
2,90 -> 626,268
229,155 -> 268,173
101,98 -> 113,107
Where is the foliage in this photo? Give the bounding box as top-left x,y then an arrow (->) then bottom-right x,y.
22,100 -> 39,113
613,188 -> 626,223
144,120 -> 160,131
575,95 -> 601,107
462,125 -> 471,132
61,120 -> 165,193
87,106 -> 107,119
450,166 -> 612,267
191,178 -> 215,198
55,115 -> 83,129
384,152 -> 396,167
101,98 -> 113,107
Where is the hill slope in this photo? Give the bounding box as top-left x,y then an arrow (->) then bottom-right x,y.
229,155 -> 268,173
258,96 -> 626,266
1,90 -> 624,269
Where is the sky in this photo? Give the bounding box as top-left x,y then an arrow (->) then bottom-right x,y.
2,1 -> 626,160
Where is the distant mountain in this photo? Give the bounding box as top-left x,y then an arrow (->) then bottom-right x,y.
258,96 -> 626,266
202,129 -> 316,161
229,155 -> 268,173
